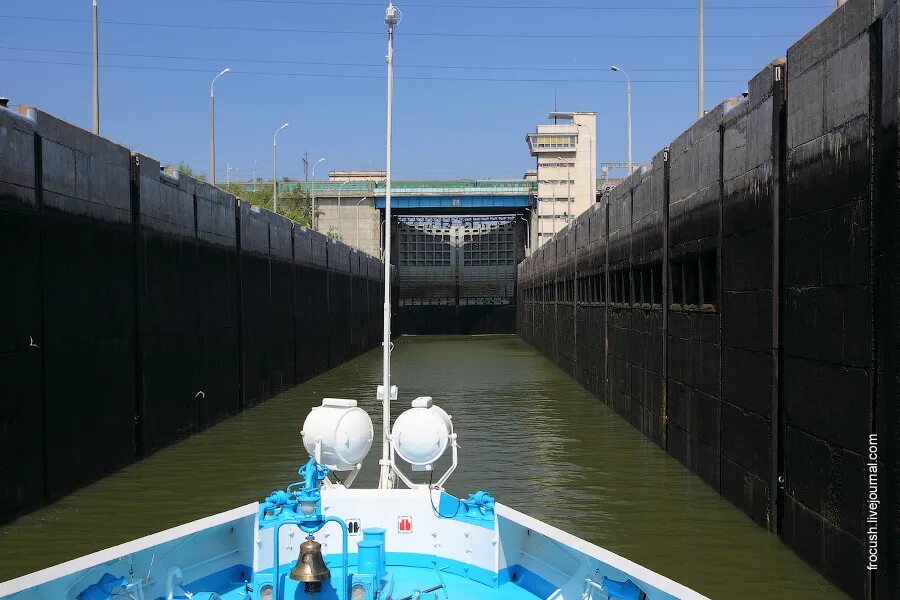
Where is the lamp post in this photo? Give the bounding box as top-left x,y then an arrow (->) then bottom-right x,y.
356,196 -> 369,250
610,65 -> 632,176
518,215 -> 531,256
92,0 -> 100,134
209,67 -> 230,186
310,157 -> 326,230
272,122 -> 289,214
575,121 -> 594,207
337,180 -> 349,240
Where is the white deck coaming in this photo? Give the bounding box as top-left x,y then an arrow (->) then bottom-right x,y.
495,503 -> 710,600
0,502 -> 259,598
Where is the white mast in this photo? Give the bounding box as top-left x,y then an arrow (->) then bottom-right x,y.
378,1 -> 399,490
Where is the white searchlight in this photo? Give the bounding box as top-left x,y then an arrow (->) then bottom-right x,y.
389,397 -> 458,489
301,398 -> 374,487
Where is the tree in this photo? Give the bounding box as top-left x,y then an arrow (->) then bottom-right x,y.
174,161 -> 206,182
219,182 -> 314,228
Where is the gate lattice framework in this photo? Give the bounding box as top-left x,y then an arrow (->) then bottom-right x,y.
396,215 -> 520,306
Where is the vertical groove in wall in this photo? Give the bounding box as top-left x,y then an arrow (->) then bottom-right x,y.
603,200 -> 610,407
32,131 -> 48,504
192,191 -> 200,434
771,62 -> 787,535
291,225 -> 298,385
867,17 -> 884,600
717,124 -> 725,493
235,202 -> 244,412
868,18 -> 882,468
129,154 -> 144,458
573,221 -> 578,379
661,150 -> 670,449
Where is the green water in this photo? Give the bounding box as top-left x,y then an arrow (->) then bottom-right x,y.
0,335 -> 845,598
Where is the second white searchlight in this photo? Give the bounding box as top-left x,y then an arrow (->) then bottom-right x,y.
389,396 -> 458,488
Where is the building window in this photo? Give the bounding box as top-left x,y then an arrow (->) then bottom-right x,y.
534,135 -> 577,149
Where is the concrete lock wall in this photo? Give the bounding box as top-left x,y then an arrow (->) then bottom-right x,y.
0,107 -> 385,525
517,0 -> 898,596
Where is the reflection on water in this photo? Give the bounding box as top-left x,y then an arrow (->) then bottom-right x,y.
0,335 -> 845,598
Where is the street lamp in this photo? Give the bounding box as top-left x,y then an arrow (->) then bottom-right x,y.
356,196 -> 369,250
517,215 -> 531,256
209,67 -> 230,186
610,65 -> 632,176
337,180 -> 350,242
310,157 -> 326,230
575,121 -> 594,206
272,122 -> 289,214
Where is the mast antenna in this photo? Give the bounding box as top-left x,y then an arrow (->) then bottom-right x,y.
378,0 -> 400,490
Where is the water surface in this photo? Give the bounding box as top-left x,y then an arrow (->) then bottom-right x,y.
0,335 -> 845,598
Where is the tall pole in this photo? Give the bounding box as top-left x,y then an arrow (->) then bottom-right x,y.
611,66 -> 632,176
337,181 -> 349,241
273,123 -> 289,214
252,160 -> 258,191
698,0 -> 704,119
379,1 -> 398,490
626,79 -> 632,175
566,161 -> 572,223
554,155 -> 563,235
209,67 -> 230,187
91,0 -> 99,134
356,196 -> 368,249
535,159 -> 541,247
311,157 -> 325,230
576,122 -> 594,204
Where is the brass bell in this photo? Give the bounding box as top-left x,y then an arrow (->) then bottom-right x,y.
290,538 -> 331,584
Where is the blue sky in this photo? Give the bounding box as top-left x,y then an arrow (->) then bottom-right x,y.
2,1 -> 833,181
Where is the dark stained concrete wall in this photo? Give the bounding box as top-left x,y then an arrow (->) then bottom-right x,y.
136,154 -> 201,452
518,1 -> 898,596
36,112 -> 137,503
0,109 -> 45,521
782,6 -> 878,594
720,62 -> 783,531
0,107 -> 384,525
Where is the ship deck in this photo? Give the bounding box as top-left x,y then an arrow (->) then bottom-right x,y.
180,564 -> 544,600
